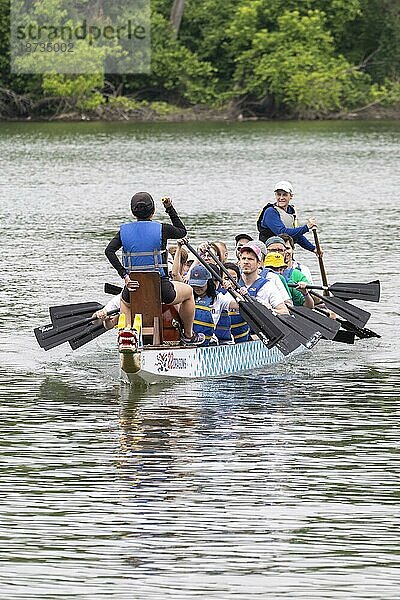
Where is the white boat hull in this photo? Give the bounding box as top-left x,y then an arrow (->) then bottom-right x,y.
120,340 -> 306,385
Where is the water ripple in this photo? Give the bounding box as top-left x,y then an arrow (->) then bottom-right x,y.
1,121 -> 400,599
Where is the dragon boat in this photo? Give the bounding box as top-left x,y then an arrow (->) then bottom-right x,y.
118,271 -> 306,385
35,261 -> 380,386
120,335 -> 302,385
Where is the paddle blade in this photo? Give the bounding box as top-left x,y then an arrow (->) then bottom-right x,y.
277,314 -> 322,349
69,323 -> 108,349
311,292 -> 371,328
246,301 -> 304,356
329,280 -> 380,303
289,306 -> 340,340
338,319 -> 381,339
333,329 -> 356,344
34,321 -> 92,350
104,283 -> 123,296
40,314 -> 98,340
50,302 -> 103,323
238,301 -> 284,349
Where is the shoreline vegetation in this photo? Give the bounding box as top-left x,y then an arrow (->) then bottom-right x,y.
1,97 -> 400,123
1,0 -> 400,123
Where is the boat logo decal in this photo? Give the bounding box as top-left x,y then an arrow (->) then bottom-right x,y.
155,351 -> 187,372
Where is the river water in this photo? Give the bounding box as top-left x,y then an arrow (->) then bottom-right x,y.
1,120 -> 399,599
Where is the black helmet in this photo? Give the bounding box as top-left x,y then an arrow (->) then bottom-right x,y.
131,192 -> 155,218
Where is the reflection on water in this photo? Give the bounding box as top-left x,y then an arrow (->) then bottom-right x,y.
1,366 -> 399,598
1,121 -> 400,598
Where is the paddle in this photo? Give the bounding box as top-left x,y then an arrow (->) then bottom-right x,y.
289,305 -> 341,341
190,241 -> 324,351
333,329 -> 356,344
308,289 -> 370,328
69,322 -> 110,350
273,312 -> 322,349
309,282 -> 379,302
289,281 -> 380,303
311,229 -> 373,328
49,301 -> 103,322
235,299 -> 302,354
313,229 -> 329,296
34,308 -> 119,351
105,282 -> 123,295
181,239 -> 298,353
335,318 -> 381,339
313,306 -> 380,340
246,297 -> 322,349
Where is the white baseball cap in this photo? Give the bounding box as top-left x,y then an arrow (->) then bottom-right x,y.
274,180 -> 293,194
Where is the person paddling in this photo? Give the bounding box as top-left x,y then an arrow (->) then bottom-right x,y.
279,233 -> 314,284
257,180 -> 320,255
234,233 -> 253,262
221,262 -> 250,343
238,242 -> 289,314
104,192 -> 204,349
188,264 -> 239,346
265,252 -> 314,309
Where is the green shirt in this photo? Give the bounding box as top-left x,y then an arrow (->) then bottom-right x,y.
283,268 -> 310,306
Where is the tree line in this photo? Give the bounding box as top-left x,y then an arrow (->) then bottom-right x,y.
0,0 -> 399,119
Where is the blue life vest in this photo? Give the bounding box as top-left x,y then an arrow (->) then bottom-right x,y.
214,309 -> 232,342
229,309 -> 250,343
237,277 -> 269,339
261,268 -> 291,293
282,267 -> 294,281
193,295 -> 215,346
238,276 -> 269,298
259,267 -> 275,280
214,289 -> 232,342
120,221 -> 167,276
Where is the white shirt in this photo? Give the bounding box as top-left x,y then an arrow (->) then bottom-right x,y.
104,293 -> 121,313
243,278 -> 287,310
262,270 -> 291,304
256,282 -> 286,309
197,292 -> 232,326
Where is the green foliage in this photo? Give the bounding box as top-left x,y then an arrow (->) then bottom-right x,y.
78,91 -> 105,111
0,0 -> 10,81
230,9 -> 371,117
0,0 -> 399,118
149,100 -> 180,115
148,11 -> 217,104
108,10 -> 217,105
42,73 -> 105,110
108,96 -> 141,111
368,79 -> 400,106
108,96 -> 181,115
178,0 -> 238,84
338,0 -> 400,84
